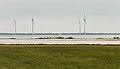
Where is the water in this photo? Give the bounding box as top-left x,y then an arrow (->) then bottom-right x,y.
0,35 -> 120,44
0,34 -> 120,38
0,39 -> 120,44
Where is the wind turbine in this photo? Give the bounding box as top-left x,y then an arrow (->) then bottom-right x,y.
31,10 -> 35,35
83,13 -> 87,35
13,18 -> 16,35
78,19 -> 81,34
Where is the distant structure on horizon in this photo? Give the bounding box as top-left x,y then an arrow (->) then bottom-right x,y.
32,10 -> 35,35
83,13 -> 87,35
12,11 -> 87,35
13,17 -> 17,35
78,19 -> 81,34
78,13 -> 87,35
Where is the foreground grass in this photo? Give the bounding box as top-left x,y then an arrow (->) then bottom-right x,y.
0,44 -> 120,69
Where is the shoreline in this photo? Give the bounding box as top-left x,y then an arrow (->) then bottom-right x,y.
0,44 -> 120,47
0,35 -> 119,44
0,38 -> 120,44
0,38 -> 120,41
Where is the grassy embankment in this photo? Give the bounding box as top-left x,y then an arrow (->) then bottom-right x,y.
0,44 -> 120,69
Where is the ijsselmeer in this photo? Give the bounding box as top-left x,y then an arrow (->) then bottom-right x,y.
0,0 -> 120,69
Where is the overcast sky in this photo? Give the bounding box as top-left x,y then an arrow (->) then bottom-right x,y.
0,0 -> 120,33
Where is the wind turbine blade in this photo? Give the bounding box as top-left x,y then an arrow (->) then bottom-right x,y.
84,12 -> 85,19
83,12 -> 87,23
79,19 -> 81,24
12,17 -> 17,35
13,17 -> 16,24
32,9 -> 34,19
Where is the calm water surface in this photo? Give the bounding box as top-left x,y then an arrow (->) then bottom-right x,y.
0,35 -> 120,38
0,35 -> 120,44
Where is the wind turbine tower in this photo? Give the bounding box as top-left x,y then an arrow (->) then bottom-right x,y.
78,19 -> 81,34
13,18 -> 16,35
83,13 -> 87,35
32,11 -> 35,35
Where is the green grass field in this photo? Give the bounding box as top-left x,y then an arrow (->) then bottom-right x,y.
0,44 -> 120,69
